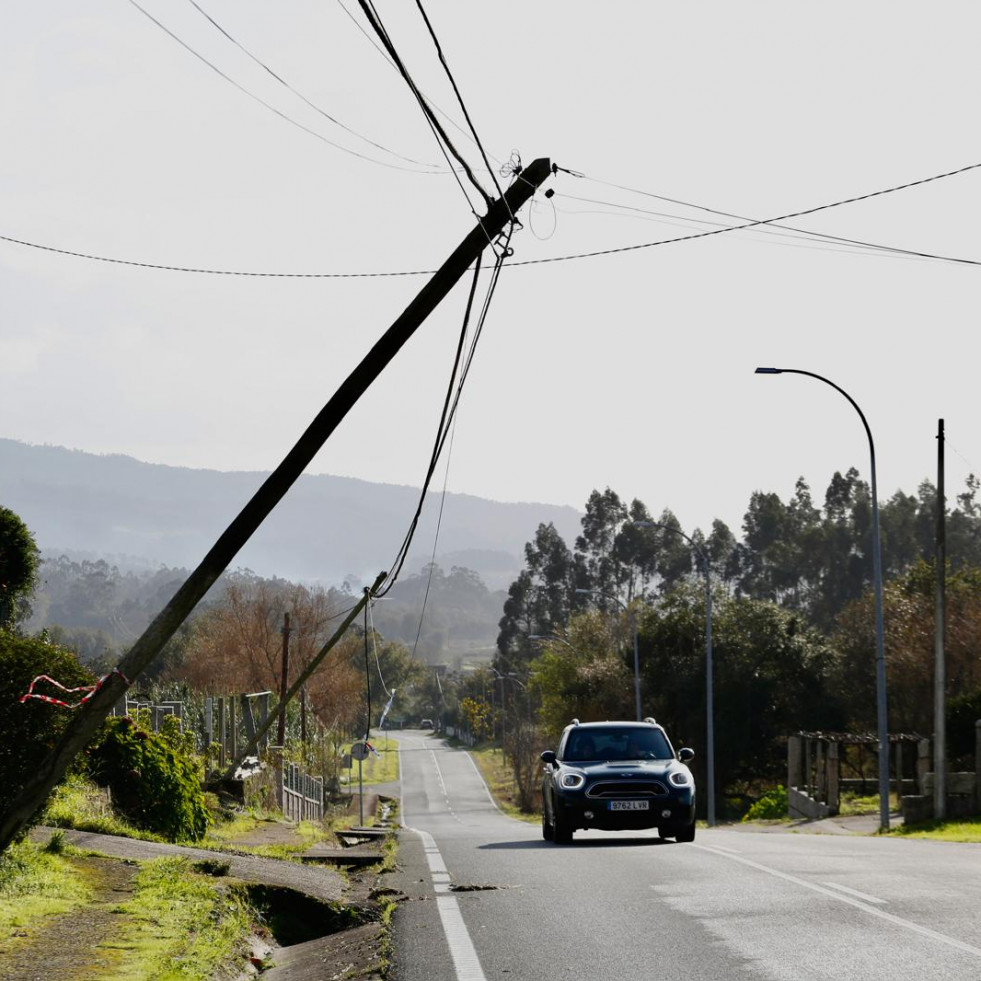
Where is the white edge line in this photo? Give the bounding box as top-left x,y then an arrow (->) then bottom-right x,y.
695,844 -> 981,959
823,881 -> 887,905
396,735 -> 488,981
463,748 -> 506,813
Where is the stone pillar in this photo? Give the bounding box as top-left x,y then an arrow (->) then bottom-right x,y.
787,736 -> 801,789
804,740 -> 813,797
787,736 -> 802,791
896,741 -> 904,797
258,693 -> 269,751
816,741 -> 826,802
917,739 -> 931,795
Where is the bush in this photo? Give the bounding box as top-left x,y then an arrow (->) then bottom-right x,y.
742,785 -> 789,821
88,717 -> 211,841
0,630 -> 96,809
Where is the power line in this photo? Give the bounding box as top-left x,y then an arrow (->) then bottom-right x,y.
6,160 -> 981,277
354,0 -> 493,212
184,0 -> 442,169
508,160 -> 981,268
412,0 -> 503,201
333,0 -> 502,175
125,0 -> 443,175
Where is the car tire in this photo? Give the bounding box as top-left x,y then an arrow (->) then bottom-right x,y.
542,809 -> 555,842
674,819 -> 696,843
554,811 -> 573,845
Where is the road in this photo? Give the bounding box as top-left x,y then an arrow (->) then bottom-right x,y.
388,730 -> 981,981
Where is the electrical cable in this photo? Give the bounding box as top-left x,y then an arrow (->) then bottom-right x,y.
334,0 -> 502,175
570,177 -> 973,266
412,0 -> 503,202
185,0 -> 443,169
363,594 -> 372,741
367,600 -> 392,697
355,0 -> 493,211
508,161 -> 981,268
376,252 -> 485,596
8,159 -> 981,276
125,0 -> 442,174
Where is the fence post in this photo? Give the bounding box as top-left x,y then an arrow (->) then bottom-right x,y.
975,721 -> 981,812
204,698 -> 213,751
217,698 -> 226,771
229,697 -> 237,761
827,742 -> 840,814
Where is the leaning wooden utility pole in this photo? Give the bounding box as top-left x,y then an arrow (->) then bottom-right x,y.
0,157 -> 552,853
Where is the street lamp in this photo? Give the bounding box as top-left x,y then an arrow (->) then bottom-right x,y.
755,366 -> 890,831
634,520 -> 716,828
575,588 -> 641,722
490,668 -> 525,761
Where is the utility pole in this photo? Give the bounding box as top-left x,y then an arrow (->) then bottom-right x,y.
277,613 -> 291,747
934,418 -> 946,820
0,157 -> 553,854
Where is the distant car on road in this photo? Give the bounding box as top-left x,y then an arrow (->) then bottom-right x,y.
540,718 -> 696,844
420,718 -> 434,729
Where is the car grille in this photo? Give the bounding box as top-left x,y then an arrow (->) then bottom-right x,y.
586,781 -> 668,798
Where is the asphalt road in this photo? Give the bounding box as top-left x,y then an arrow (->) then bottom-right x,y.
388,730 -> 981,981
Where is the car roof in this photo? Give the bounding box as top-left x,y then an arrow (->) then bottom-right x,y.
564,720 -> 662,730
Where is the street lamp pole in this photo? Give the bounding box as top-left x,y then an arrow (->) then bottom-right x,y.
755,367 -> 890,831
634,521 -> 715,827
575,589 -> 641,721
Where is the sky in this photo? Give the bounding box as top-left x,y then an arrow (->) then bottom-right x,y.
3,1 -> 980,548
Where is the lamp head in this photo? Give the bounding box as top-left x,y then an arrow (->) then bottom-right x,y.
754,367 -> 782,374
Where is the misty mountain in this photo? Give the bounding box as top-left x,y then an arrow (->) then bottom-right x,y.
0,438 -> 581,591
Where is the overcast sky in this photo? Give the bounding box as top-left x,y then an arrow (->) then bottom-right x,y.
3,1 -> 980,548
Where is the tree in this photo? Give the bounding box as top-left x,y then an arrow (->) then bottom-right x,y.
0,507 -> 40,629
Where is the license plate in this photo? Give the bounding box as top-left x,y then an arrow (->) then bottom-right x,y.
609,800 -> 649,811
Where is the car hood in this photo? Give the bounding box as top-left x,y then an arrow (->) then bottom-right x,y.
565,760 -> 681,778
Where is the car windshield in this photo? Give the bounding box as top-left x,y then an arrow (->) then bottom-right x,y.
563,726 -> 672,762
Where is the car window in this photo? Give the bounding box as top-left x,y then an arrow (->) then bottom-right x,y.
563,727 -> 671,761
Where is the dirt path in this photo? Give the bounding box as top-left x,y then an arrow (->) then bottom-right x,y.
0,855 -> 138,980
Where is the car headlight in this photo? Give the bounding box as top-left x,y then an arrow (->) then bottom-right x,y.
560,772 -> 586,790
668,770 -> 692,787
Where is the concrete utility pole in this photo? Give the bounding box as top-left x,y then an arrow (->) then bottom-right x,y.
0,158 -> 553,853
277,613 -> 291,747
934,418 -> 947,820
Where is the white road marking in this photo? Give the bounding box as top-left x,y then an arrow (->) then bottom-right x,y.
399,738 -> 488,981
704,842 -> 741,854
823,881 -> 887,905
695,844 -> 981,958
464,750 -> 505,812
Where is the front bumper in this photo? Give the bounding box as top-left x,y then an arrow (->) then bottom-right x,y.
555,789 -> 695,832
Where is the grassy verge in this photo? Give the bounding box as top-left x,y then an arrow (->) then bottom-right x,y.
0,836 -> 91,948
839,791 -> 901,816
888,817 -> 981,842
99,856 -> 256,980
341,735 -> 399,786
469,746 -> 539,823
42,774 -> 165,842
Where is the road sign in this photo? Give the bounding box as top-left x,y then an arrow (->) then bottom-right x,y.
350,741 -> 370,762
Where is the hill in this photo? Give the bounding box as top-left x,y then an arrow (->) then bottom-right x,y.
0,438 -> 581,592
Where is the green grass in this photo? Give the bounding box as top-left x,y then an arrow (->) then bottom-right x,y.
470,747 -> 539,823
98,856 -> 256,980
838,791 -> 901,816
0,838 -> 92,947
342,735 -> 399,786
42,774 -> 165,842
888,817 -> 981,842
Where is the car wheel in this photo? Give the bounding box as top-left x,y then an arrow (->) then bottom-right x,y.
542,808 -> 555,842
675,819 -> 696,843
553,811 -> 573,845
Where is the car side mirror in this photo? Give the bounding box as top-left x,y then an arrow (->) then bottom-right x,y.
540,750 -> 557,766
678,747 -> 695,763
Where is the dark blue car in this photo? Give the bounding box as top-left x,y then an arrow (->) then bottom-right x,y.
540,719 -> 696,844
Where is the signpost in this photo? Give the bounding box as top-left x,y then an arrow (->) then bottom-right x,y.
351,740 -> 370,825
